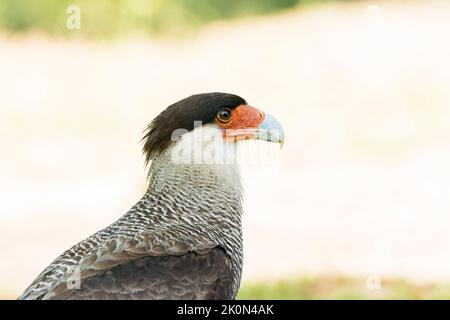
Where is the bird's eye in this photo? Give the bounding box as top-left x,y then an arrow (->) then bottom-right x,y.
217,108 -> 232,123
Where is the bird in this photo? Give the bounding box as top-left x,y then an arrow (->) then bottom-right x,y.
18,92 -> 284,300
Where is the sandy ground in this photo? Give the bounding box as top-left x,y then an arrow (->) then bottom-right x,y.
2,0 -> 450,298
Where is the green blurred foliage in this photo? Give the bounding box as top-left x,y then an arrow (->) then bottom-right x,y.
237,276 -> 450,300
0,0 -> 329,38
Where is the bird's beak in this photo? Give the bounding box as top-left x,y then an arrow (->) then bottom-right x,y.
257,113 -> 285,147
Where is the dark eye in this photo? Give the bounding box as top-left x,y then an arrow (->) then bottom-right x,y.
217,108 -> 232,123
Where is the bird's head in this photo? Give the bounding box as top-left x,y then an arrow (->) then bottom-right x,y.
142,92 -> 284,166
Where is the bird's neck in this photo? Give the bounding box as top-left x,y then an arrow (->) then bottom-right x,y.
146,149 -> 243,217
145,148 -> 244,249
141,150 -> 244,291
147,149 -> 243,199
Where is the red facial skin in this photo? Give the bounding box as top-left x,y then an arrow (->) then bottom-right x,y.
214,104 -> 265,143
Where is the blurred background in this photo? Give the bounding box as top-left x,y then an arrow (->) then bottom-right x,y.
2,0 -> 450,299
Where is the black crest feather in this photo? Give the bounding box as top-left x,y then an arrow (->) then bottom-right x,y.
142,92 -> 246,164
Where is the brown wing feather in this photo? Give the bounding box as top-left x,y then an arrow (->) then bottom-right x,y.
49,247 -> 234,300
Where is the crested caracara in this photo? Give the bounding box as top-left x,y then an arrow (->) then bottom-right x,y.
19,92 -> 284,300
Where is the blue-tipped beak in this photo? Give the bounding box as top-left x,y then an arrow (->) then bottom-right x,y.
257,113 -> 285,147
